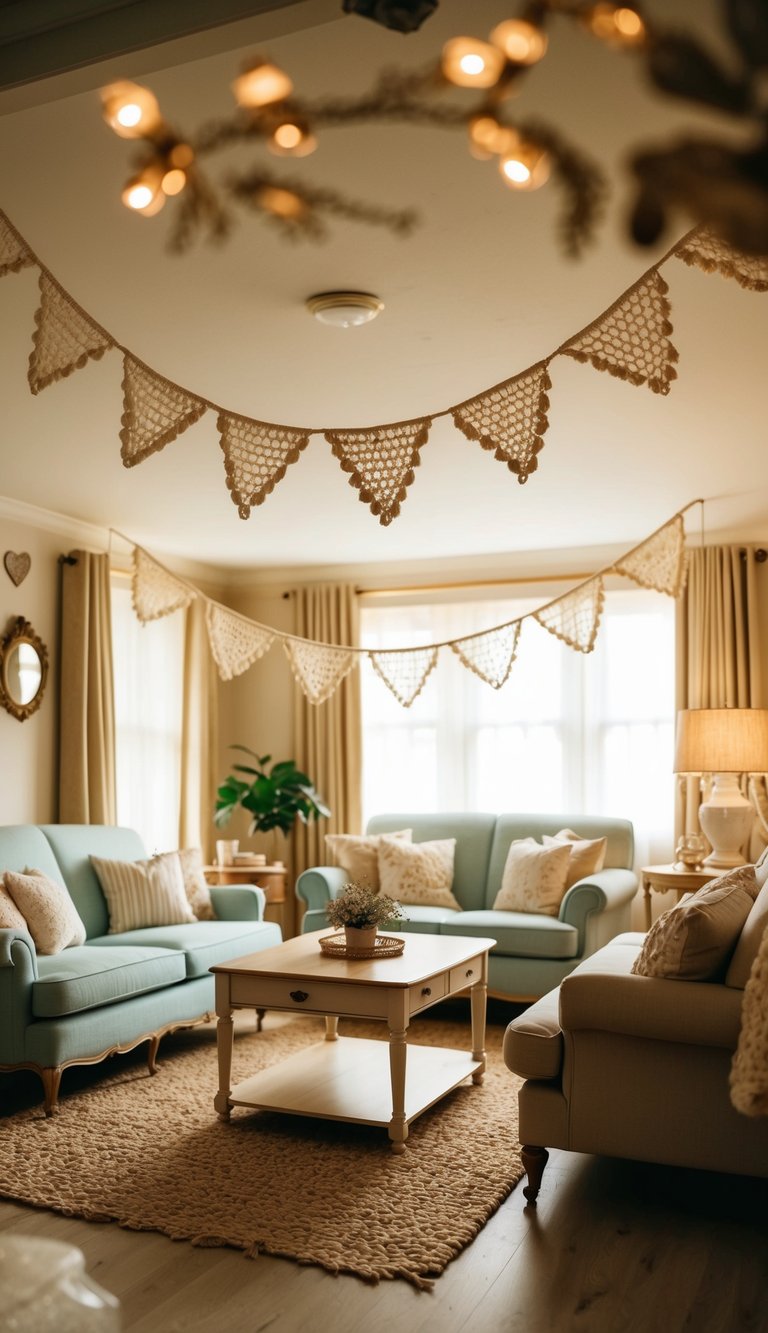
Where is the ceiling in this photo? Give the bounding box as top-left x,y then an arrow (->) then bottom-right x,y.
0,0 -> 766,573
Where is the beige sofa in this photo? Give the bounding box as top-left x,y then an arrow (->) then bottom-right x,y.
503,859 -> 768,1200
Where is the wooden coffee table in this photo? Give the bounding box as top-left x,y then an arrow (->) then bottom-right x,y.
211,929 -> 495,1153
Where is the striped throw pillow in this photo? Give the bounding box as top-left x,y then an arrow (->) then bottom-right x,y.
91,852 -> 196,934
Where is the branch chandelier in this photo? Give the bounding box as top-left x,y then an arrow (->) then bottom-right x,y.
100,0 -> 768,257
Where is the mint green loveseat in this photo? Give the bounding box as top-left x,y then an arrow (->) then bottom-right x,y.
0,824 -> 282,1115
296,813 -> 638,1002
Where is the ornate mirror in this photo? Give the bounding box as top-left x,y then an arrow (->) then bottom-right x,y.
0,617 -> 49,722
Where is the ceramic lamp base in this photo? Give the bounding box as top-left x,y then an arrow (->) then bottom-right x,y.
699,775 -> 755,869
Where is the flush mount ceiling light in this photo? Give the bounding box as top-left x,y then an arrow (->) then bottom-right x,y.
306,291 -> 384,327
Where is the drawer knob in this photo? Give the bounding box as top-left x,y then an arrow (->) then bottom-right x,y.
289,990 -> 309,1003
465,968 -> 474,978
421,986 -> 432,997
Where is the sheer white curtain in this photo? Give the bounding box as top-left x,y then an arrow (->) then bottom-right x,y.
360,587 -> 675,867
111,579 -> 185,853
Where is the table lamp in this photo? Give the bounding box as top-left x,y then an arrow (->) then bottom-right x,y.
674,708 -> 768,868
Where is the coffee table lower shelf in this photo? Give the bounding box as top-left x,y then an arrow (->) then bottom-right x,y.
229,1035 -> 482,1131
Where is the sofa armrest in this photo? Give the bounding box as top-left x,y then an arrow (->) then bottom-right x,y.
558,869 -> 638,951
295,867 -> 348,913
0,929 -> 37,1063
560,968 -> 743,1049
209,885 -> 266,921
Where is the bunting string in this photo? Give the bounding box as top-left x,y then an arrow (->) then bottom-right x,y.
1,204 -> 763,525
116,503 -> 697,708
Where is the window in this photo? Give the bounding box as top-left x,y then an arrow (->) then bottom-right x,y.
360,587 -> 675,866
111,579 -> 185,852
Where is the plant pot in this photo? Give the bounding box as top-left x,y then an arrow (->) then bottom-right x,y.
344,925 -> 378,953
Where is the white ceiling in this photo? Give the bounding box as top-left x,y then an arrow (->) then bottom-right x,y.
0,0 -> 766,572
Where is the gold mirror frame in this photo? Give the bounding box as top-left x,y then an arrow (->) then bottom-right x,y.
0,616 -> 49,722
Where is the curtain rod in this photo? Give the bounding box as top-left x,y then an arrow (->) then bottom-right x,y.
354,571 -> 595,598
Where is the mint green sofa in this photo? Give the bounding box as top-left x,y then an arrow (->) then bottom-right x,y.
296,813 -> 638,1002
0,824 -> 282,1115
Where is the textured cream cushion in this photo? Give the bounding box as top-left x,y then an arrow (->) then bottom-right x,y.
91,852 -> 196,934
493,839 -> 572,916
542,829 -> 607,888
325,829 -> 412,891
725,876 -> 768,988
0,882 -> 28,932
4,869 -> 86,954
178,847 -> 215,921
632,864 -> 758,981
377,836 -> 460,909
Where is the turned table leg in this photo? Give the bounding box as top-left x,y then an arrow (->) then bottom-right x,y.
214,975 -> 234,1121
324,1015 -> 339,1041
521,1144 -> 550,1204
470,959 -> 488,1085
388,1023 -> 409,1154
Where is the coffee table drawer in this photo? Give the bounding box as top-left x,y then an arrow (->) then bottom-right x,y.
449,957 -> 482,994
409,973 -> 447,1013
229,975 -> 390,1018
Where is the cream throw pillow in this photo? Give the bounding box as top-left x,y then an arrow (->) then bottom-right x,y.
325,829 -> 412,891
0,882 -> 28,932
725,875 -> 768,988
493,839 -> 572,916
377,836 -> 460,910
91,852 -> 196,934
4,869 -> 86,954
632,864 -> 758,981
542,829 -> 607,888
178,847 -> 215,921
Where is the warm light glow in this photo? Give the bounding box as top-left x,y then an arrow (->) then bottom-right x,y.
161,167 -> 187,196
490,19 -> 548,65
233,58 -> 293,108
124,182 -> 153,210
441,37 -> 505,89
101,81 -> 162,138
121,165 -> 166,215
586,4 -> 646,46
499,142 -> 550,190
169,143 -> 194,169
257,185 -> 307,220
268,118 -> 317,157
468,115 -> 519,158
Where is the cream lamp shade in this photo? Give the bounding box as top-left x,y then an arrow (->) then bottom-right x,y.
674,708 -> 768,868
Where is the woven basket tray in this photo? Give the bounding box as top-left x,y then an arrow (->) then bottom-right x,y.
319,933 -> 405,960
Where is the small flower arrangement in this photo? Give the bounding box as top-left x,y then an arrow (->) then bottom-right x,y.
326,881 -> 405,930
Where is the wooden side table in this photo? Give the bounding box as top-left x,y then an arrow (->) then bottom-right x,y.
640,864 -> 721,929
203,864 -> 289,935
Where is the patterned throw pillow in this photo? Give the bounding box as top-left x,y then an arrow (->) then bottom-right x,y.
377,836 -> 460,910
542,829 -> 607,888
0,882 -> 28,932
632,864 -> 758,981
91,852 -> 196,934
492,839 -> 572,916
178,847 -> 216,920
325,829 -> 412,892
4,869 -> 86,954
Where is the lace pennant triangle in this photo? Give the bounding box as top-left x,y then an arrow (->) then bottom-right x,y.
120,356 -> 207,468
218,412 -> 311,519
560,271 -> 678,395
534,576 -> 604,653
0,211 -> 34,278
452,363 -> 550,483
613,514 -> 687,597
675,226 -> 768,293
451,621 -> 521,689
369,647 -> 438,708
131,546 -> 196,623
325,418 -> 431,526
284,639 -> 355,705
205,603 -> 274,681
28,273 -> 113,395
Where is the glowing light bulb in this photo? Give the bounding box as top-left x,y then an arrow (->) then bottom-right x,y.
121,164 -> 166,215
441,37 -> 505,89
490,19 -> 548,65
499,142 -> 550,191
468,115 -> 519,158
586,4 -> 646,46
161,168 -> 187,196
101,82 -> 162,138
233,57 -> 293,108
257,186 -> 307,220
268,117 -> 317,157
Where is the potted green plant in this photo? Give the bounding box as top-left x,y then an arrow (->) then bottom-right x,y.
214,748 -> 330,860
325,881 -> 405,953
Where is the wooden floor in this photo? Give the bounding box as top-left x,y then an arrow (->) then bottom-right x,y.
1,1008 -> 767,1333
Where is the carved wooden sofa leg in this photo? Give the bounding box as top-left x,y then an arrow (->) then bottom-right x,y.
40,1067 -> 62,1117
147,1035 -> 161,1075
256,1008 -> 266,1032
521,1144 -> 549,1204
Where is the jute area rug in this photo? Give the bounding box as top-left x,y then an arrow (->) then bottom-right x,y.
0,1015 -> 524,1290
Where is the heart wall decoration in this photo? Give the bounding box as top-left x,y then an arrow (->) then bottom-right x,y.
4,551 -> 31,586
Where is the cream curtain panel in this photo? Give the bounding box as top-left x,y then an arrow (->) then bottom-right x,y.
59,550 -> 116,824
675,544 -> 768,853
292,584 -> 362,923
179,599 -> 219,860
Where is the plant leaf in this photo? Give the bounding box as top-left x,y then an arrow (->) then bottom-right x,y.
648,34 -> 750,114
725,0 -> 768,67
